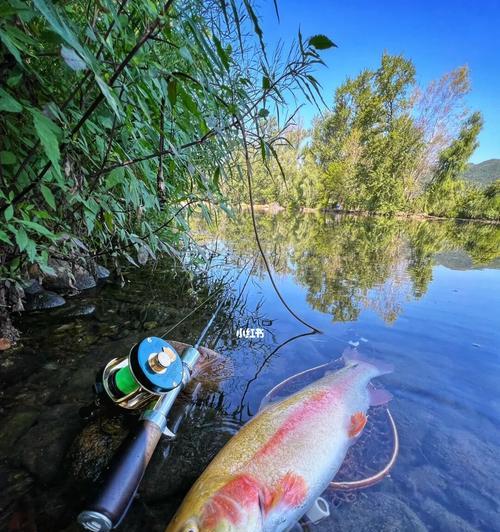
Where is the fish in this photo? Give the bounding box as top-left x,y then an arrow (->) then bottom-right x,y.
165,348 -> 393,532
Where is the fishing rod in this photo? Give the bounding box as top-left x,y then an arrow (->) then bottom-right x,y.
78,259 -> 255,532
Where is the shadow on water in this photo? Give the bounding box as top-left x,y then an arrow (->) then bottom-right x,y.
1,212 -> 499,531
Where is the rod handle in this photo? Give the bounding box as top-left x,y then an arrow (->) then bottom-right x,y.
78,420 -> 162,530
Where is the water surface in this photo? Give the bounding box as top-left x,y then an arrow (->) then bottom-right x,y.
1,213 -> 499,531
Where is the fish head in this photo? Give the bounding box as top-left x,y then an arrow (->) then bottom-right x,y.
166,473 -> 264,532
342,348 -> 393,379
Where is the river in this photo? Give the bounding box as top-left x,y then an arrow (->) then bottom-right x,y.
1,212 -> 499,531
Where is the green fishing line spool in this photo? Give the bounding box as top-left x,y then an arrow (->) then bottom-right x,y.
100,336 -> 184,410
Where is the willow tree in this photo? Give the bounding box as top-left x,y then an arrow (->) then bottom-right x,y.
0,0 -> 335,282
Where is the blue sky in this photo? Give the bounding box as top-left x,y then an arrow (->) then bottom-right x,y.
259,0 -> 499,163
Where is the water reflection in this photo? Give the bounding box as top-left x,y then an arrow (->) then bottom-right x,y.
202,212 -> 500,324
1,212 -> 499,531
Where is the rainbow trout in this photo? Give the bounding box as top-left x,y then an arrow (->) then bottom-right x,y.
166,349 -> 393,532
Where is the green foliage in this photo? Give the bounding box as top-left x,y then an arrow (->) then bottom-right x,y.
0,0 -> 331,280
462,159 -> 500,187
311,53 -> 424,213
424,112 -> 499,220
228,53 -> 498,222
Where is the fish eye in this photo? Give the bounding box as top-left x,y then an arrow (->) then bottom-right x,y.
182,520 -> 199,532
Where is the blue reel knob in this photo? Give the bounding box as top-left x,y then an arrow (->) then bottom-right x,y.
129,337 -> 183,394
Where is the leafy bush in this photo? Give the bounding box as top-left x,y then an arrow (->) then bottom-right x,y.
0,0 -> 334,281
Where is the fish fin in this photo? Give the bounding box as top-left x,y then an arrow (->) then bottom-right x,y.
342,348 -> 393,376
348,411 -> 368,438
167,340 -> 233,390
369,386 -> 393,406
265,472 -> 308,513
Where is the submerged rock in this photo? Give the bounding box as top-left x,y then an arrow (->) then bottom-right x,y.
0,465 -> 34,529
420,498 -> 478,531
317,492 -> 427,531
96,265 -> 111,280
24,290 -> 66,311
69,417 -> 128,482
18,404 -> 82,484
423,427 -> 499,497
0,408 -> 40,455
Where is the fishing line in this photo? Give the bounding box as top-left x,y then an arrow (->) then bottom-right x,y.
210,255 -> 258,349
163,254 -> 256,344
235,329 -> 318,420
239,118 -> 322,334
160,284 -> 225,339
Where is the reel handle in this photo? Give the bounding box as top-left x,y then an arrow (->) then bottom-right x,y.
78,420 -> 162,531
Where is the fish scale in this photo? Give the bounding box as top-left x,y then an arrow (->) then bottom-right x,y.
166,351 -> 392,532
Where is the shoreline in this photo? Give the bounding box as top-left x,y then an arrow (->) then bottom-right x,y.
240,203 -> 500,225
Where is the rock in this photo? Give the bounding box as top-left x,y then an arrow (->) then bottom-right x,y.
0,337 -> 12,351
96,264 -> 111,280
22,279 -> 43,296
423,427 -> 499,497
24,290 -> 66,310
43,259 -> 75,291
50,303 -> 96,320
69,417 -> 128,482
315,492 -> 427,531
19,404 -> 82,484
0,408 -> 39,455
0,347 -> 41,386
420,498 -> 479,531
403,464 -> 448,503
73,264 -> 96,290
74,304 -> 96,317
0,465 -> 34,528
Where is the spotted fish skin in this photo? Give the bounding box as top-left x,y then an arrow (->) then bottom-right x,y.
166,351 -> 392,532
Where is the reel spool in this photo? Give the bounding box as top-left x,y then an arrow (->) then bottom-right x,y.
98,337 -> 184,410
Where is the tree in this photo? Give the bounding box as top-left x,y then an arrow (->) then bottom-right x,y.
424,112 -> 484,217
310,53 -> 423,212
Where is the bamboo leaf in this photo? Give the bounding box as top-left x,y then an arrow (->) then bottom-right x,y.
0,230 -> 13,246
31,109 -> 62,176
61,45 -> 87,71
41,184 -> 56,210
0,88 -> 23,113
15,227 -> 29,251
4,205 -> 14,222
168,78 -> 177,107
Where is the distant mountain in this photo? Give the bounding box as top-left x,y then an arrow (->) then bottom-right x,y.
461,159 -> 500,187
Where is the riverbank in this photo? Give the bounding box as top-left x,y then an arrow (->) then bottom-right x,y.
240,203 -> 500,225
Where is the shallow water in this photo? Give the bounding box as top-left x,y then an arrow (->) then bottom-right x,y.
1,213 -> 499,531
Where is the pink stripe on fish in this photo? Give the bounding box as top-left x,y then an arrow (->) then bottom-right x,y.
255,384 -> 344,460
